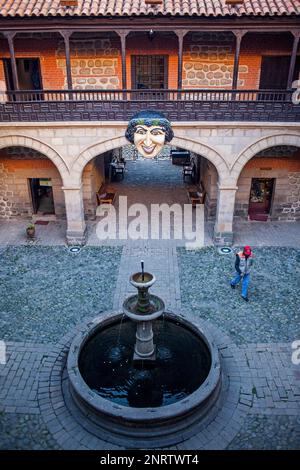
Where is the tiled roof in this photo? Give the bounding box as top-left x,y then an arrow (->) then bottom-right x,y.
0,0 -> 299,18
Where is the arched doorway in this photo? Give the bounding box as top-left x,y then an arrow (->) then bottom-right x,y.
80,141 -> 220,244
0,145 -> 65,219
234,145 -> 300,222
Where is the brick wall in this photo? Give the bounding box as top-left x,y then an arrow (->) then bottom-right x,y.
182,32 -> 294,89
57,36 -> 121,89
0,151 -> 65,218
0,36 -> 65,90
235,154 -> 300,221
126,33 -> 178,89
0,31 -> 296,92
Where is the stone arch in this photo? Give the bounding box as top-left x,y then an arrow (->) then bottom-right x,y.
0,134 -> 69,183
71,134 -> 229,185
231,133 -> 300,184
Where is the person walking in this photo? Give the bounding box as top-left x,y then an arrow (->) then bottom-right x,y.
230,246 -> 254,302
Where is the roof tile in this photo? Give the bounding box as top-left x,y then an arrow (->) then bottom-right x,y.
0,0 -> 299,18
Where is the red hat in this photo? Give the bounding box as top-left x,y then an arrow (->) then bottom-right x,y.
243,246 -> 252,255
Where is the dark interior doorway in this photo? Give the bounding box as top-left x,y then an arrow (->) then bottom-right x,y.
248,178 -> 275,221
131,55 -> 168,89
3,58 -> 43,92
29,178 -> 55,215
259,56 -> 300,89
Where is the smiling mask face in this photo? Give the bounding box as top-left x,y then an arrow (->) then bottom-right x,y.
133,125 -> 166,158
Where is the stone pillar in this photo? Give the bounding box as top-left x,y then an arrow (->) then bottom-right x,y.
63,186 -> 86,245
214,184 -> 237,246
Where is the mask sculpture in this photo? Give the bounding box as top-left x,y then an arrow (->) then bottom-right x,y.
125,110 -> 174,159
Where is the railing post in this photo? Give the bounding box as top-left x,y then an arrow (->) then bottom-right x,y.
60,30 -> 73,92
116,30 -> 130,90
232,30 -> 246,90
3,31 -> 19,92
287,31 -> 300,89
175,30 -> 189,90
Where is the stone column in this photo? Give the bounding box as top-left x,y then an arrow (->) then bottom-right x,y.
214,184 -> 238,246
63,186 -> 86,245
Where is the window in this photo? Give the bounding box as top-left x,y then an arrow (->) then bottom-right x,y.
131,55 -> 168,89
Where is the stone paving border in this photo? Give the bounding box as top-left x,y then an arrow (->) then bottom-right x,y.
1,318 -> 299,449
36,314 -> 249,450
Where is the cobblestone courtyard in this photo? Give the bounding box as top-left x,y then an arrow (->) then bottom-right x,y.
0,160 -> 300,450
0,244 -> 299,450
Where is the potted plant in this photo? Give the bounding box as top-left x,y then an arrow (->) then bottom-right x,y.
26,223 -> 36,239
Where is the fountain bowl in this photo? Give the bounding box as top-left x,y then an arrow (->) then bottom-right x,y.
67,310 -> 221,448
130,272 -> 155,288
123,294 -> 165,321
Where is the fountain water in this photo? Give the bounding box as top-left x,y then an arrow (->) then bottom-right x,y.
67,264 -> 222,447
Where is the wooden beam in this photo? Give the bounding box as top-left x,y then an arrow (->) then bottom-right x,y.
3,31 -> 19,91
232,30 -> 246,89
116,30 -> 129,89
287,31 -> 300,89
60,30 -> 73,90
0,16 -> 297,34
175,30 -> 189,89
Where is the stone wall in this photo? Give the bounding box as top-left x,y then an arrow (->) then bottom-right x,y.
0,157 -> 65,219
198,156 -> 218,220
235,156 -> 300,221
277,172 -> 300,221
0,162 -> 14,218
82,153 -> 107,217
56,38 -> 120,90
3,147 -> 47,159
183,32 -> 248,88
121,144 -> 172,160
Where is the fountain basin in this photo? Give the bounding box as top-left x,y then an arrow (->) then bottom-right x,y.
67,310 -> 221,447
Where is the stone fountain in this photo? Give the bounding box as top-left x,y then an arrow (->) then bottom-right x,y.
122,261 -> 165,362
67,263 -> 222,448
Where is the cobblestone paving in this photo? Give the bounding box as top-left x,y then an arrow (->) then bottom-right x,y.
113,241 -> 181,311
178,246 -> 300,344
0,412 -> 60,450
1,160 -> 300,450
228,415 -> 300,449
0,246 -> 121,343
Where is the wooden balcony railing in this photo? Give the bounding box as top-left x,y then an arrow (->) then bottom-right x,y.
0,89 -> 299,122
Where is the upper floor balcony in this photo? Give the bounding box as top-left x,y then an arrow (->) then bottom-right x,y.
0,28 -> 300,123
0,88 -> 299,123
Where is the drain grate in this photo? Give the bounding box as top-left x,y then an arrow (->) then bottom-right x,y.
69,246 -> 81,254
218,247 -> 233,255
